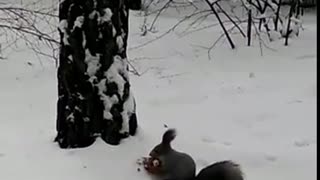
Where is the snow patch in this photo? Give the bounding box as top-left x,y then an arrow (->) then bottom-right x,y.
281,17 -> 301,38
116,36 -> 124,52
89,10 -> 98,20
96,78 -> 120,120
112,26 -> 117,37
58,19 -> 69,45
73,16 -> 84,30
269,30 -> 281,41
67,113 -> 75,123
101,94 -> 119,120
83,117 -> 90,122
268,0 -> 278,10
120,91 -> 136,133
68,55 -> 73,61
104,55 -> 127,97
97,78 -> 107,95
100,8 -> 113,23
93,0 -> 97,8
256,13 -> 267,19
84,49 -> 101,78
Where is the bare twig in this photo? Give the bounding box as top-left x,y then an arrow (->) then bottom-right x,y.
204,0 -> 235,49
130,9 -> 211,50
0,1 -> 58,61
215,2 -> 246,37
285,0 -> 295,46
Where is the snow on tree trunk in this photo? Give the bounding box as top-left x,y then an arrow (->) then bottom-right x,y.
55,0 -> 141,148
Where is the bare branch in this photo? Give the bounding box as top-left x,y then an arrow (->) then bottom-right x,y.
0,1 -> 58,61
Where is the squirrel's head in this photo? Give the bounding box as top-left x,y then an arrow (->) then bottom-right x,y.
149,143 -> 171,157
149,129 -> 176,157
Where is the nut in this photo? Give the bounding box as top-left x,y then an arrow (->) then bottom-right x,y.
152,159 -> 160,167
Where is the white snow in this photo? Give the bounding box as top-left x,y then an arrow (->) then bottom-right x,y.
290,17 -> 302,24
104,55 -> 127,97
97,78 -> 107,94
269,30 -> 281,41
85,49 -> 101,78
113,26 -> 117,37
117,36 -> 124,52
120,91 -> 136,133
281,16 -> 302,37
0,2 -> 316,180
269,1 -> 278,11
256,13 -> 267,19
73,16 -> 85,30
89,10 -> 98,20
101,94 -> 119,120
67,113 -> 75,123
99,8 -> 113,24
58,19 -> 69,45
96,78 -> 121,120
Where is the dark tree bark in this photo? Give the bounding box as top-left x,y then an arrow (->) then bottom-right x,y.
204,0 -> 235,49
247,8 -> 252,46
285,0 -> 295,46
247,0 -> 252,46
255,0 -> 271,41
55,0 -> 141,148
274,0 -> 282,31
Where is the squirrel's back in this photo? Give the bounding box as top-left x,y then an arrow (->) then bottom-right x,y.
195,161 -> 244,180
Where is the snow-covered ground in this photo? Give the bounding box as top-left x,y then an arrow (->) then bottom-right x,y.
0,4 -> 316,180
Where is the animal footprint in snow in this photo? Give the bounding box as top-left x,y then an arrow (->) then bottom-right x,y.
294,139 -> 314,147
295,54 -> 316,60
201,137 -> 215,144
201,137 -> 232,147
222,141 -> 232,146
287,99 -> 303,104
264,154 -> 277,162
236,86 -> 244,94
255,112 -> 276,123
249,72 -> 255,78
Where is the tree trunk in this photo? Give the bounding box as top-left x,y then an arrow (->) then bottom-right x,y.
285,0 -> 294,46
247,9 -> 252,46
274,0 -> 282,31
247,0 -> 252,46
55,0 -> 141,149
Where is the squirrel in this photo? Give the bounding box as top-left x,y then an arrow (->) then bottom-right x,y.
144,129 -> 244,180
147,128 -> 196,180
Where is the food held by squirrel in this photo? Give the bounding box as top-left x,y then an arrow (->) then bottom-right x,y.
142,156 -> 161,174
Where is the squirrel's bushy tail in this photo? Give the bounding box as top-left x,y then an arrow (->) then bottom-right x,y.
162,128 -> 177,145
217,161 -> 243,180
196,160 -> 244,180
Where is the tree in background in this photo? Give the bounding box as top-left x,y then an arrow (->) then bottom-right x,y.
55,0 -> 141,148
135,0 -> 308,57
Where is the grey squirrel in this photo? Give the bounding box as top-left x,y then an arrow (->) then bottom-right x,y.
147,129 -> 244,180
148,128 -> 196,180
